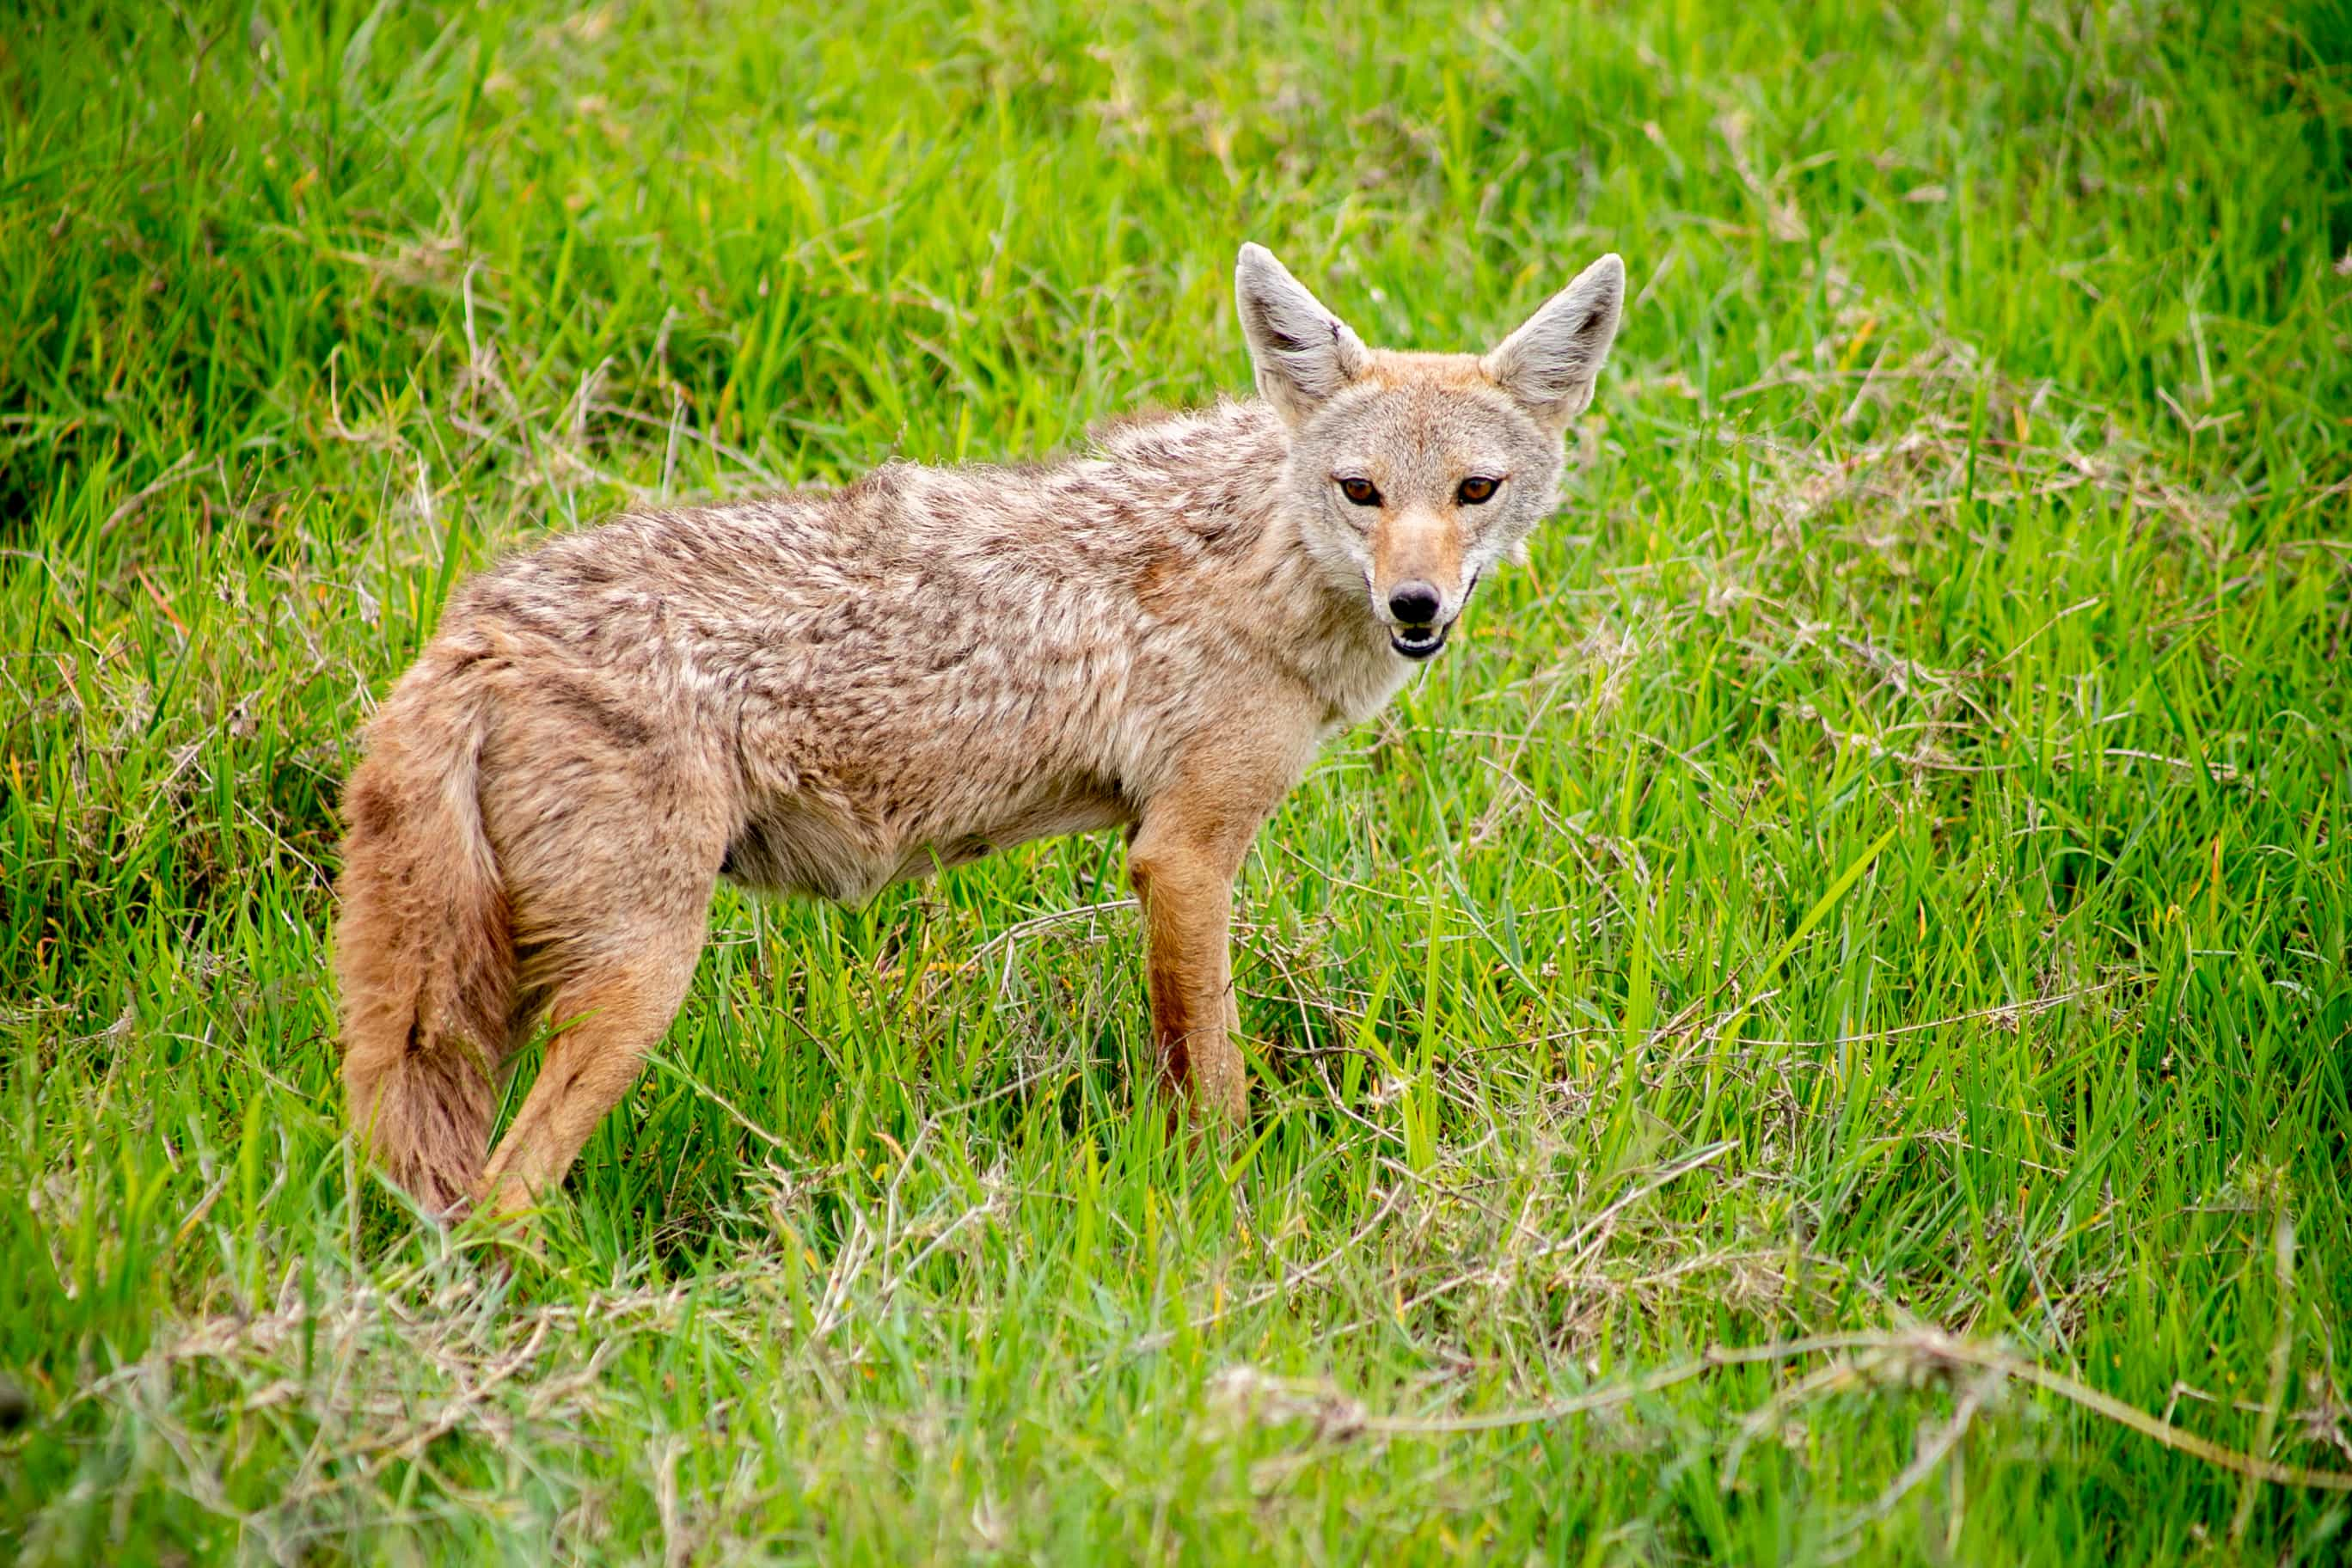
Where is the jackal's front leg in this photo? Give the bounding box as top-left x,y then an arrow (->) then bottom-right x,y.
1129,836 -> 1244,1119
1129,752 -> 1300,1122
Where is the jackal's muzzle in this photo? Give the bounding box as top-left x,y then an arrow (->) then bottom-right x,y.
1389,622 -> 1450,659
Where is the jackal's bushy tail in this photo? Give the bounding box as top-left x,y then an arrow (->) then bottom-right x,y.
334,666 -> 514,1214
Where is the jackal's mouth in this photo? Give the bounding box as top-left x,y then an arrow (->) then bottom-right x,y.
1389,623 -> 1449,660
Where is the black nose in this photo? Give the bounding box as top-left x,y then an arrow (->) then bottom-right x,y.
1387,581 -> 1442,626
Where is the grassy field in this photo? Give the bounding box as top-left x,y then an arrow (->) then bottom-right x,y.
5,0 -> 2351,1559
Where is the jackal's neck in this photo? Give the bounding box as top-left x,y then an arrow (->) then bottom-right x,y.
1096,397 -> 1408,723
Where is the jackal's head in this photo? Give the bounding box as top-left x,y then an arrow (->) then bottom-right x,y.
1235,243 -> 1624,660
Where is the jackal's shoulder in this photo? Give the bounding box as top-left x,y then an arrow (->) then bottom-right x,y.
801,397 -> 1290,560
1084,396 -> 1284,470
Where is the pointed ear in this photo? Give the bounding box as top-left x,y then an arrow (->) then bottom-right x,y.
1481,253 -> 1626,430
1234,243 -> 1371,425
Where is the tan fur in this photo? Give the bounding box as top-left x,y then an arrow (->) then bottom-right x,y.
334,245 -> 1625,1215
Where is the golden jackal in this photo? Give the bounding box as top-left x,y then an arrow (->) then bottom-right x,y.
336,244 -> 1626,1214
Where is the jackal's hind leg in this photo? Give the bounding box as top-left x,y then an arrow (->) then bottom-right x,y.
475,931 -> 703,1216
465,698 -> 732,1215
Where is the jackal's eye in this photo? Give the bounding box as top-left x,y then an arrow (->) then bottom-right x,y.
1338,476 -> 1381,507
1457,475 -> 1500,505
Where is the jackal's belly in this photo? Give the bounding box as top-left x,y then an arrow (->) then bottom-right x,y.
720,781 -> 1130,906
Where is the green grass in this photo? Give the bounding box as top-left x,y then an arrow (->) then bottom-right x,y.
5,0 -> 2351,1559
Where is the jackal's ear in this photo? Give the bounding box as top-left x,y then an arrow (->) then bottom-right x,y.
1482,254 -> 1626,431
1234,243 -> 1371,426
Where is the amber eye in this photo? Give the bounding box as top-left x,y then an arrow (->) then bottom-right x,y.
1338,477 -> 1381,506
1457,475 -> 1500,505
